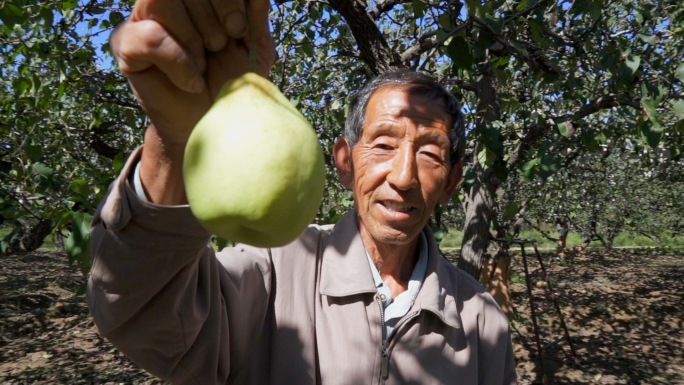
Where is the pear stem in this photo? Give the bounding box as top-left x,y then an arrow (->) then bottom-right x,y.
246,0 -> 257,73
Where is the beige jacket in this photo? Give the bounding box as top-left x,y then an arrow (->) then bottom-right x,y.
87,149 -> 517,385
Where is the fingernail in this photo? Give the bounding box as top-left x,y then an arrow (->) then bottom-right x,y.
224,11 -> 246,37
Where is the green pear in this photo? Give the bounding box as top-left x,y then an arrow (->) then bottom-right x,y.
183,73 -> 326,248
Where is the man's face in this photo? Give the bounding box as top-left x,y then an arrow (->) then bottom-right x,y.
337,85 -> 462,248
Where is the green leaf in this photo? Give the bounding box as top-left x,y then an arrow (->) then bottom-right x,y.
412,0 -> 427,18
437,13 -> 454,30
641,97 -> 657,119
447,36 -> 473,70
634,11 -> 643,24
70,178 -> 89,196
109,11 -> 125,27
515,0 -> 529,12
60,0 -> 79,11
479,124 -> 503,156
113,151 -> 126,174
65,211 -> 93,276
677,63 -> 684,84
672,99 -> 684,120
302,42 -> 313,57
502,202 -> 520,222
622,54 -> 641,77
14,78 -> 31,96
519,157 -> 540,181
465,0 -> 482,16
528,19 -> 548,48
477,148 -> 488,166
637,34 -> 656,45
483,14 -> 503,34
0,4 -> 25,26
639,120 -> 663,148
31,162 -> 53,176
557,122 -> 574,137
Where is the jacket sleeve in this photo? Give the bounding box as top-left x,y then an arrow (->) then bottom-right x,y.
478,292 -> 518,385
86,148 -> 273,385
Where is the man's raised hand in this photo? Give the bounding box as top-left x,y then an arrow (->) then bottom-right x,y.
110,0 -> 275,144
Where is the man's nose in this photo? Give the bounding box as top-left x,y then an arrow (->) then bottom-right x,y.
387,144 -> 418,190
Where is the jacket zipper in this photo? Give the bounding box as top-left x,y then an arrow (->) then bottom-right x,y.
381,340 -> 389,378
379,309 -> 422,381
376,294 -> 389,381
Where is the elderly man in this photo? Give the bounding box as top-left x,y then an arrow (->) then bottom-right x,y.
87,0 -> 516,384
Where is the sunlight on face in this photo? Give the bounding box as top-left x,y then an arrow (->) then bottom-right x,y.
350,85 -> 458,249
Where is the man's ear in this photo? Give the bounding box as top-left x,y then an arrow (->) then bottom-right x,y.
333,137 -> 354,188
439,160 -> 464,204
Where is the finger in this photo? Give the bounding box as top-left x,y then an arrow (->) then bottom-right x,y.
247,0 -> 271,35
255,32 -> 277,77
247,0 -> 276,75
112,20 -> 205,94
205,39 -> 252,99
181,0 -> 228,52
211,0 -> 247,38
131,0 -> 206,70
127,67 -> 211,137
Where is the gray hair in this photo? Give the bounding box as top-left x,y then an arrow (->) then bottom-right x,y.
344,69 -> 466,167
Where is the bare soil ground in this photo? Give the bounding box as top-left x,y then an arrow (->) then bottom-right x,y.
507,249 -> 684,385
1,249 -> 682,384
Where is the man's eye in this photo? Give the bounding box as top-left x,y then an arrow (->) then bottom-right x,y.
420,150 -> 444,163
374,143 -> 394,151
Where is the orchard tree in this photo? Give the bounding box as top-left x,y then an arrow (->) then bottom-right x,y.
0,0 -> 140,272
269,0 -> 684,280
519,144 -> 684,249
1,0 -> 683,285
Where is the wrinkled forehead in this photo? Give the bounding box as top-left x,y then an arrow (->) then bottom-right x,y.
365,84 -> 451,123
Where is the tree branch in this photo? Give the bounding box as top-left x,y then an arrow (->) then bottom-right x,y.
327,0 -> 400,74
370,0 -> 410,19
522,216 -> 559,242
442,77 -> 477,93
400,22 -> 470,64
472,16 -> 561,76
90,121 -> 122,160
508,93 -> 641,169
557,93 -> 641,123
503,0 -> 554,22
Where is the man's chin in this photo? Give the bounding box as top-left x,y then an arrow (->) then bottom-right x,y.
372,228 -> 422,246
357,216 -> 425,247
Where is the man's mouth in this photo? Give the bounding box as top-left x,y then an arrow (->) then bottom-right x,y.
380,201 -> 414,213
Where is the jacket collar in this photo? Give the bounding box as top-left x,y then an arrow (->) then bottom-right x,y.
319,210 -> 461,330
319,210 -> 377,297
414,228 -> 462,329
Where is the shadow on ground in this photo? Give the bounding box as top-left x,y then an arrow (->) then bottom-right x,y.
506,249 -> 684,385
0,252 -> 161,384
1,249 -> 682,384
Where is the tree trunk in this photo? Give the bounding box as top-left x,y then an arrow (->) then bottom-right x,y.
326,0 -> 398,74
556,218 -> 569,260
458,41 -> 501,280
459,171 -> 496,278
480,248 -> 514,318
6,219 -> 53,254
